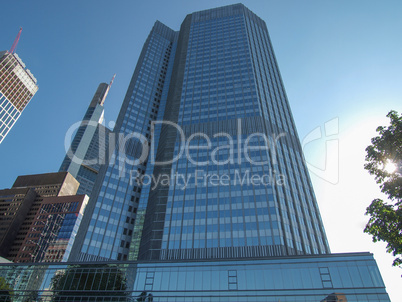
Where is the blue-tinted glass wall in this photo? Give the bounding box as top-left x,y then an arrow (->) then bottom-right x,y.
59,83 -> 111,196
72,4 -> 330,262
70,22 -> 178,261
0,253 -> 390,301
138,4 -> 329,260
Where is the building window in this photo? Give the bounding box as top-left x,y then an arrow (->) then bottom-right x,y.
228,270 -> 238,290
319,267 -> 333,288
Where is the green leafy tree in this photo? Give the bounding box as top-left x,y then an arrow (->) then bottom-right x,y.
364,110 -> 402,268
50,264 -> 129,301
0,276 -> 13,302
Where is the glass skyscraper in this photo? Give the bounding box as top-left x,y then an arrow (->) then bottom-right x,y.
70,21 -> 178,262
0,4 -> 390,301
72,3 -> 329,262
59,81 -> 112,196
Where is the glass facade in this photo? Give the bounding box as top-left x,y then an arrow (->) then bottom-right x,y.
59,83 -> 111,196
70,22 -> 179,262
0,172 -> 85,263
0,5 -> 391,301
138,4 -> 329,260
38,195 -> 89,263
69,4 -> 331,263
0,253 -> 390,301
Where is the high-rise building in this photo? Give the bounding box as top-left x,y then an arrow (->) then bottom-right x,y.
31,194 -> 88,263
72,3 -> 329,263
0,4 -> 390,301
59,81 -> 112,196
0,50 -> 38,144
0,172 -> 87,263
0,187 -> 36,257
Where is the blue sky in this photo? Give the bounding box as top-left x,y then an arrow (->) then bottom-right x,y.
0,0 -> 401,299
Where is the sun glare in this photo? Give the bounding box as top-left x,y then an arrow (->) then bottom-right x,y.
384,161 -> 397,174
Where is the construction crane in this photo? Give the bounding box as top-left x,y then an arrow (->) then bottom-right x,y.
9,27 -> 22,54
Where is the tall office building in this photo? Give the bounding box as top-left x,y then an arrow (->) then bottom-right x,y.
0,50 -> 38,144
59,81 -> 112,196
0,5 -> 390,301
0,172 -> 87,263
72,3 -> 329,262
138,5 -> 330,261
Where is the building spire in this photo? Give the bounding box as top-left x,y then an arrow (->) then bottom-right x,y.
109,74 -> 116,88
10,28 -> 22,54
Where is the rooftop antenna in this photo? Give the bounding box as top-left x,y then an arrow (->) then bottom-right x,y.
109,73 -> 116,88
10,27 -> 22,54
